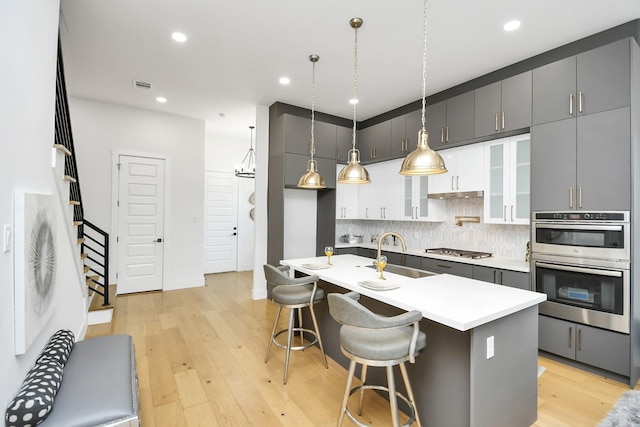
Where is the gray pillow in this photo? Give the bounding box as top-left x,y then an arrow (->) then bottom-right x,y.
5,357 -> 63,427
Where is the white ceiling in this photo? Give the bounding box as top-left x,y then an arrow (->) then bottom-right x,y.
59,0 -> 640,142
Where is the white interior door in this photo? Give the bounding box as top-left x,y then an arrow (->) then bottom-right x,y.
204,171 -> 237,273
117,155 -> 165,294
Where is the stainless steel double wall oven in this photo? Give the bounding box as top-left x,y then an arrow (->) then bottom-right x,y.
531,211 -> 630,333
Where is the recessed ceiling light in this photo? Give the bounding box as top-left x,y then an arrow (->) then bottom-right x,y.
156,97 -> 167,103
171,32 -> 187,42
349,98 -> 358,105
503,20 -> 521,32
279,77 -> 290,85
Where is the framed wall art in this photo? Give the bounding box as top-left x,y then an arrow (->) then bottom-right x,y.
14,193 -> 58,355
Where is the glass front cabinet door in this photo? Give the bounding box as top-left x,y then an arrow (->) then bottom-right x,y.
484,134 -> 530,224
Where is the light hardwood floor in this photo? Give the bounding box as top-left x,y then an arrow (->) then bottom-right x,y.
86,271 -> 635,426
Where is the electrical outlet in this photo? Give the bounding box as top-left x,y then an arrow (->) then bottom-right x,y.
486,336 -> 494,359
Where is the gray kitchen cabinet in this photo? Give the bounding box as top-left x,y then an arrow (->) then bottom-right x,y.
357,247 -> 376,259
474,71 -> 532,138
335,247 -> 358,255
382,251 -> 422,269
282,113 -> 337,159
391,109 -> 422,158
532,39 -> 630,126
359,121 -> 392,164
336,125 -> 353,164
421,257 -> 473,278
472,265 -> 530,290
538,315 -> 630,376
426,91 -> 475,149
531,107 -> 630,211
283,153 -> 336,189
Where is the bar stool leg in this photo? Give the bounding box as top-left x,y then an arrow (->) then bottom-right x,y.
309,303 -> 328,368
400,362 -> 421,427
338,360 -> 357,427
386,366 -> 400,427
283,308 -> 296,384
265,306 -> 282,363
298,308 -> 304,347
357,364 -> 368,416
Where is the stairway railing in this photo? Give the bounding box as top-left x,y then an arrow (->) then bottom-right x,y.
82,220 -> 110,306
55,36 -> 111,306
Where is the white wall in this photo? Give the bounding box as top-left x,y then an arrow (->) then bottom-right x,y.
252,106 -> 270,300
68,98 -> 205,290
1,0 -> 88,407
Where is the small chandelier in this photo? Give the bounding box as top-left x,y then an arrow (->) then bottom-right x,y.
337,17 -> 371,185
235,125 -> 256,178
298,54 -> 326,189
399,0 -> 447,176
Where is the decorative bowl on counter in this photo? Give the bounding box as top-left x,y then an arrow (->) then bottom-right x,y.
339,234 -> 364,244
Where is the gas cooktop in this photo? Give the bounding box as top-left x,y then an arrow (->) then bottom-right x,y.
425,248 -> 492,259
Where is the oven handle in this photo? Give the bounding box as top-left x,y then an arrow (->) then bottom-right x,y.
535,261 -> 623,278
535,224 -> 623,231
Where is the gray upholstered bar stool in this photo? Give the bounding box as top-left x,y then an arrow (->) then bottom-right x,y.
328,292 -> 426,427
263,264 -> 328,384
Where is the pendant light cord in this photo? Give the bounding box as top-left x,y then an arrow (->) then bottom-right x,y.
310,58 -> 316,161
421,0 -> 428,130
352,24 -> 358,151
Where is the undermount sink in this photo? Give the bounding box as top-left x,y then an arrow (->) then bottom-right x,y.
364,264 -> 438,279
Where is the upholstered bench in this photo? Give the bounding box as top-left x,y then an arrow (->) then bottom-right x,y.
5,331 -> 139,427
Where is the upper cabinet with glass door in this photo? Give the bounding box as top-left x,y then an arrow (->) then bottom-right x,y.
484,134 -> 530,224
402,175 -> 445,222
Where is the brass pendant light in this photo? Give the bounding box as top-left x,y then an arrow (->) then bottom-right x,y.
298,54 -> 326,189
337,17 -> 371,184
400,0 -> 447,176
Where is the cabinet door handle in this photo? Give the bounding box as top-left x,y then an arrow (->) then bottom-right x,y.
502,112 -> 505,130
510,205 -> 514,222
493,270 -> 497,283
374,146 -> 377,158
577,328 -> 582,351
441,127 -> 444,143
451,176 -> 455,191
579,91 -> 583,113
456,176 -> 459,190
495,113 -> 499,131
569,93 -> 574,115
503,205 -> 507,222
579,187 -> 583,209
569,326 -> 573,349
446,126 -> 449,142
436,264 -> 452,269
500,270 -> 504,285
569,187 -> 573,209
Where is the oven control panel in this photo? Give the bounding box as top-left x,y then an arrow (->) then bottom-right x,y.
533,211 -> 628,221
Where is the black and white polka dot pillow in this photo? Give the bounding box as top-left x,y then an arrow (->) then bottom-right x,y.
36,329 -> 74,366
5,358 -> 63,427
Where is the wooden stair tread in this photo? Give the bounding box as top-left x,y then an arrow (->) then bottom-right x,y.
73,221 -> 83,226
81,253 -> 88,260
88,284 -> 117,311
77,238 -> 85,245
69,200 -> 80,206
63,175 -> 77,183
83,265 -> 90,273
53,143 -> 71,156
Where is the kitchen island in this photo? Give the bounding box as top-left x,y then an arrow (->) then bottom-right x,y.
281,254 -> 546,427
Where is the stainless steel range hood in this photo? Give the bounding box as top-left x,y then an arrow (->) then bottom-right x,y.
427,190 -> 484,200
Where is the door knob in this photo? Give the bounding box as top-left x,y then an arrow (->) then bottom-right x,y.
155,238 -> 163,243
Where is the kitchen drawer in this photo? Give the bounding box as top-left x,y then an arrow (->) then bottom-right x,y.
382,251 -> 422,269
421,258 -> 473,278
473,265 -> 530,290
335,247 -> 358,256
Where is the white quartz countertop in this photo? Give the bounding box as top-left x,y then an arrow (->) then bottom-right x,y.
281,254 -> 545,332
336,242 -> 530,273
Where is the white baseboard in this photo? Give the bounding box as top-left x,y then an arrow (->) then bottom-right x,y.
88,308 -> 113,325
252,288 -> 267,300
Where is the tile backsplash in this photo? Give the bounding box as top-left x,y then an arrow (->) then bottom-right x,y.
336,198 -> 530,260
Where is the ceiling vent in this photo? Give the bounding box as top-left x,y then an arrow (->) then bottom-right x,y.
132,80 -> 152,90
